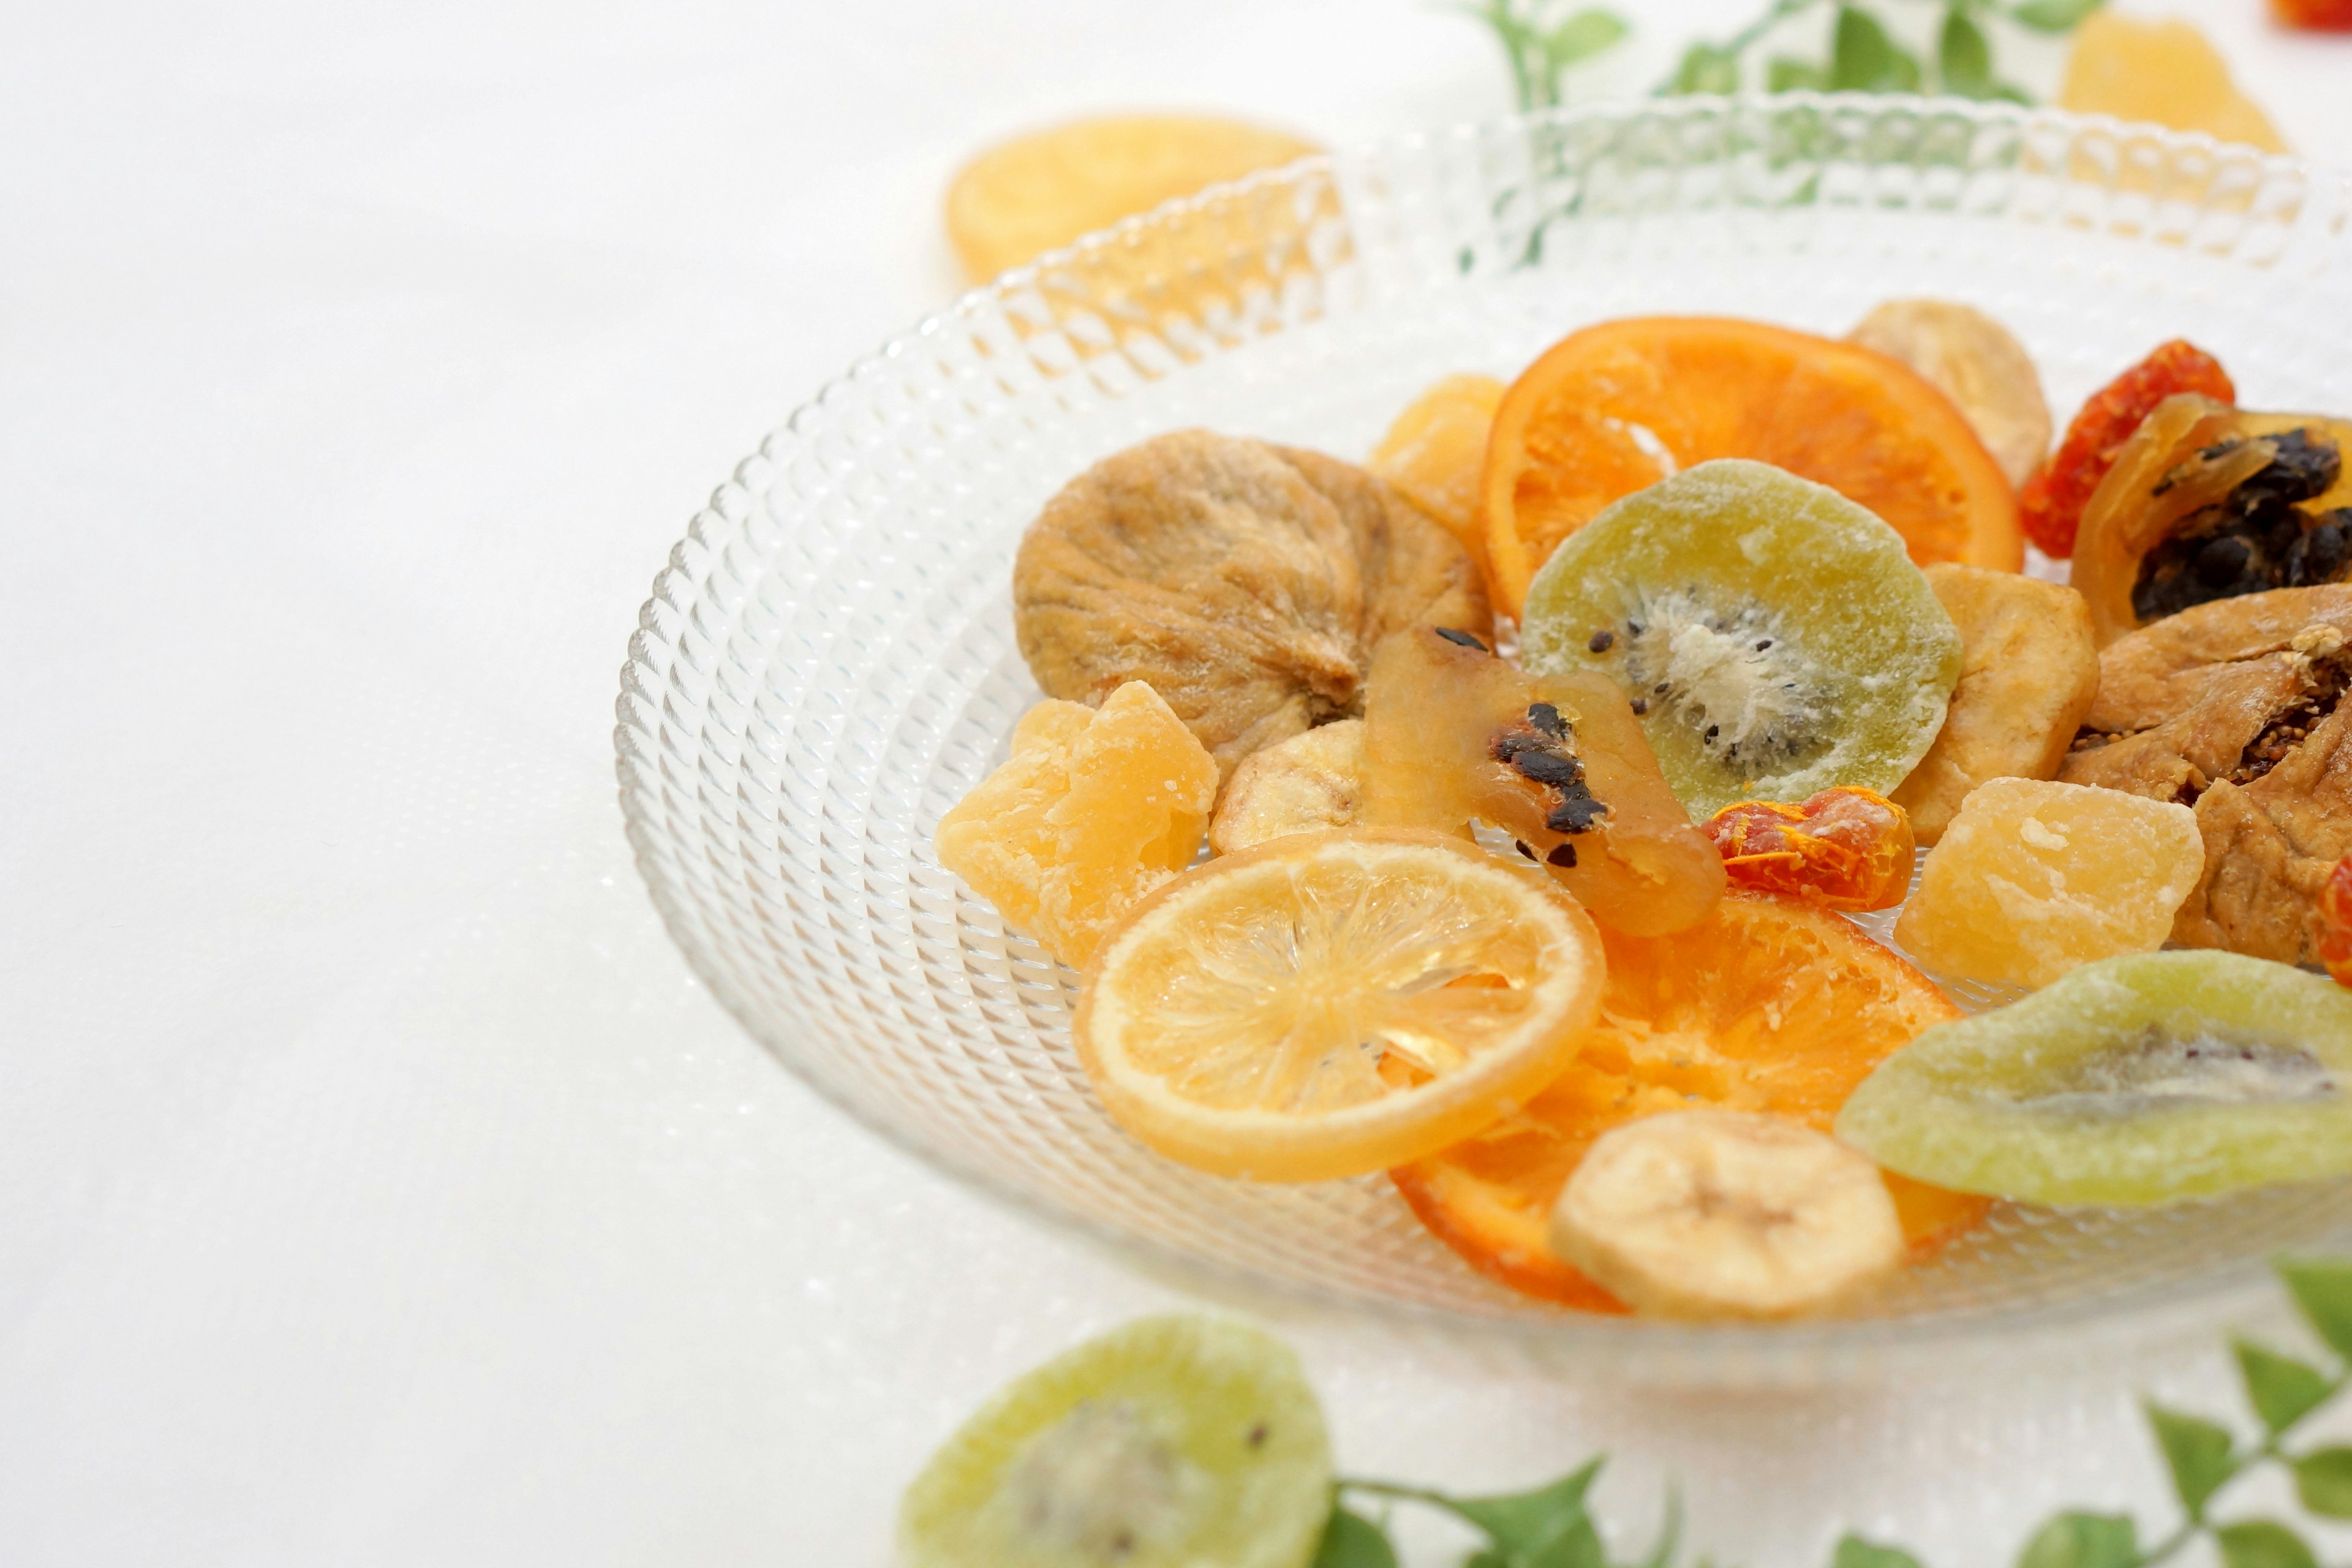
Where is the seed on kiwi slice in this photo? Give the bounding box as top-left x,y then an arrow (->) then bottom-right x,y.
897,1314 -> 1332,1568
1837,951 -> 2352,1207
1520,460 -> 1963,818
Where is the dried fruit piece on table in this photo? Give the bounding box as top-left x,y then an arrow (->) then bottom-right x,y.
1893,778 -> 2203,990
1520,459 -> 1964,819
1549,1109 -> 1905,1321
1390,891 -> 1981,1311
2018,341 -> 2237,561
2271,0 -> 2352,31
1207,719 -> 1362,856
2064,590 -> 2352,965
1890,565 -> 2101,845
1839,951 -> 2352,1207
1481,315 -> 2020,616
1847,300 -> 2052,491
1703,786 -> 1915,911
944,115 -> 1321,282
898,1314 -> 1332,1568
2070,394 -> 2352,645
2320,857 -> 2352,984
1014,430 -> 1487,782
2059,12 -> 2288,156
1075,827 -> 1606,1181
1359,625 -> 1725,936
935,682 -> 1218,968
1367,373 -> 1505,570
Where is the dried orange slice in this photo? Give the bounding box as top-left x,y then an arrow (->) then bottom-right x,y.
1482,317 -> 2022,617
1390,891 -> 1985,1308
946,115 -> 1321,282
1074,828 -> 1606,1182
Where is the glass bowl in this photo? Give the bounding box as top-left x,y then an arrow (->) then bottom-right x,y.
616,95 -> 2352,1383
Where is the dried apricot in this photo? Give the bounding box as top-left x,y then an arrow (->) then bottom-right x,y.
1390,892 -> 1982,1310
935,682 -> 1219,968
1013,431 -> 1487,780
1482,316 -> 2021,616
1703,786 -> 1914,912
1891,778 -> 2204,990
945,115 -> 1321,282
2018,341 -> 2236,560
2320,856 -> 2352,986
1359,625 -> 1725,937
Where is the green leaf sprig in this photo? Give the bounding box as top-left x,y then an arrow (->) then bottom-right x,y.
1455,0 -> 1633,111
1661,0 -> 2106,105
1310,1255 -> 2352,1568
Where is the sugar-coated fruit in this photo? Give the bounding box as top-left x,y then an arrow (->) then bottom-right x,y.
1893,778 -> 2203,990
1838,951 -> 2352,1207
1521,460 -> 1964,818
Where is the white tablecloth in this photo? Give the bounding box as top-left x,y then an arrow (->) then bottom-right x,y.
7,1 -> 2352,1562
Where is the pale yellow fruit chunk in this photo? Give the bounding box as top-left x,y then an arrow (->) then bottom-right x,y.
1074,828 -> 1605,1181
1847,301 -> 2052,491
1207,720 -> 1363,856
2059,12 -> 2286,154
1891,565 -> 2101,846
1367,375 -> 1505,566
946,115 -> 1322,282
936,682 -> 1218,968
1893,778 -> 2204,989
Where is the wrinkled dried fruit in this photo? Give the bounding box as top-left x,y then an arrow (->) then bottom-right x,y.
935,682 -> 1219,968
1360,625 -> 1725,936
2062,590 -> 2352,966
1014,431 -> 1488,780
1703,786 -> 1915,911
2320,857 -> 2352,985
1847,300 -> 2052,491
1366,374 -> 1504,568
1893,778 -> 2204,990
2018,341 -> 2236,560
1207,720 -> 1363,856
1521,460 -> 1964,818
1890,565 -> 2101,845
944,115 -> 1321,282
2070,396 -> 2352,644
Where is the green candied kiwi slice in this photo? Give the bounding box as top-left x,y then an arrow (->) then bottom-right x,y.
1519,459 -> 1962,819
898,1314 -> 1332,1568
1836,950 -> 2352,1208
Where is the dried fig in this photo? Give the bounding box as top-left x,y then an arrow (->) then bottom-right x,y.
1847,300 -> 2052,491
1013,430 -> 1489,778
2060,587 -> 2352,964
1890,565 -> 2100,845
1207,718 -> 1363,855
2071,394 -> 2352,646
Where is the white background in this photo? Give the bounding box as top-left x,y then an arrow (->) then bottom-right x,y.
6,1 -> 2352,1563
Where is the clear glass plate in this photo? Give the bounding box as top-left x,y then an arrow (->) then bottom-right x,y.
617,95 -> 2352,1384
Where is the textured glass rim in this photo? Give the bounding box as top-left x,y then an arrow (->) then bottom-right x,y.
619,93 -> 2352,1378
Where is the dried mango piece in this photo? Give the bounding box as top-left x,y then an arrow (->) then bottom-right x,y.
1702,786 -> 1915,912
2060,13 -> 2287,156
946,115 -> 1321,282
2019,341 -> 2236,560
935,682 -> 1218,968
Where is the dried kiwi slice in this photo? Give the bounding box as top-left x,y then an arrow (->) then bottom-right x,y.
898,1314 -> 1332,1568
1837,951 -> 2352,1207
1520,461 -> 1962,818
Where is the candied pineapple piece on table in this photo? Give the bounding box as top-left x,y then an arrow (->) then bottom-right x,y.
1702,786 -> 1915,911
2059,12 -> 2286,156
1890,565 -> 2101,845
1893,778 -> 2204,989
934,681 -> 1218,968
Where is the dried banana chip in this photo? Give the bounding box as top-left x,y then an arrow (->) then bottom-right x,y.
1847,300 -> 2052,491
1208,720 -> 1363,856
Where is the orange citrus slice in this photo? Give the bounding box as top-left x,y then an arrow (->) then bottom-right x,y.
1390,891 -> 1986,1308
1074,828 -> 1607,1182
946,115 -> 1321,282
1482,317 -> 2022,617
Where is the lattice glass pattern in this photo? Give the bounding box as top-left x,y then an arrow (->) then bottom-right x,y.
618,96 -> 2352,1383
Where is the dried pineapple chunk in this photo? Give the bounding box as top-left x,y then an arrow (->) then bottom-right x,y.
936,682 -> 1218,967
1893,778 -> 2203,989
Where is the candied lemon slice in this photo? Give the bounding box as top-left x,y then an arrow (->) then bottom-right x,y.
899,1314 -> 1331,1568
946,115 -> 1321,282
1075,828 -> 1607,1180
